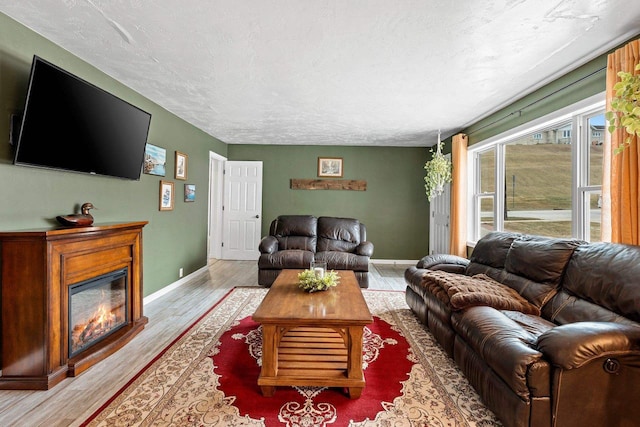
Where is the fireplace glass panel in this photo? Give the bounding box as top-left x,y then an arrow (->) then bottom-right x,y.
69,268 -> 128,357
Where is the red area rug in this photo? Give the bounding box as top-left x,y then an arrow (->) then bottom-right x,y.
82,287 -> 499,426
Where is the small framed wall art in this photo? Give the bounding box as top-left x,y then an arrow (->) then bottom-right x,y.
159,180 -> 174,211
175,151 -> 188,180
184,184 -> 195,202
318,157 -> 343,178
144,143 -> 167,176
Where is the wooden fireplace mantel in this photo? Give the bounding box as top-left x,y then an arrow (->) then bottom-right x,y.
0,221 -> 148,390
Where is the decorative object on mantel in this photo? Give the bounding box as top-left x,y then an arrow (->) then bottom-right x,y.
298,267 -> 340,293
56,202 -> 96,227
424,130 -> 452,202
290,179 -> 366,191
606,62 -> 640,154
318,157 -> 343,177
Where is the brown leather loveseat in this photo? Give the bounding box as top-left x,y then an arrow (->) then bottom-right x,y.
258,215 -> 373,288
405,231 -> 640,427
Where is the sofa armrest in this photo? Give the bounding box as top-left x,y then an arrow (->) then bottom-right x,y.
258,235 -> 279,254
356,241 -> 374,257
536,322 -> 640,369
416,254 -> 469,274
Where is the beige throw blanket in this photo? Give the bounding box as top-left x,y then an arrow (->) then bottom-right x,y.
421,270 -> 540,316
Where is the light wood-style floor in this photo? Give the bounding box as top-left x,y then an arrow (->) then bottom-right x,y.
0,260 -> 411,426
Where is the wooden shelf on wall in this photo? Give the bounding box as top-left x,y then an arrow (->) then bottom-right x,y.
290,179 -> 367,191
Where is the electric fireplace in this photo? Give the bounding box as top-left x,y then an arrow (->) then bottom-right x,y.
68,268 -> 129,357
0,221 -> 148,390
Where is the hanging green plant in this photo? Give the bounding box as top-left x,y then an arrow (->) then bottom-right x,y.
606,62 -> 640,154
424,137 -> 452,202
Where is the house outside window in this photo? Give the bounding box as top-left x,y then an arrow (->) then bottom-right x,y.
469,94 -> 605,244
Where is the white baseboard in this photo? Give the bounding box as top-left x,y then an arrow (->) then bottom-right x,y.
143,265 -> 209,306
370,259 -> 418,265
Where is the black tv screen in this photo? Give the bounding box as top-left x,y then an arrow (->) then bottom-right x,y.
14,56 -> 152,180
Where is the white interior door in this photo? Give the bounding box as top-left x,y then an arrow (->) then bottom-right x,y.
429,155 -> 451,255
222,161 -> 263,260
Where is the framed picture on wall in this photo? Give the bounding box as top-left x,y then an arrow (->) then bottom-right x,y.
175,151 -> 188,180
184,184 -> 195,202
144,143 -> 166,176
318,157 -> 343,178
159,180 -> 174,211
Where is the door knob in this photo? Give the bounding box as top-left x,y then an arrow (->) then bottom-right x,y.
255,215 -> 260,218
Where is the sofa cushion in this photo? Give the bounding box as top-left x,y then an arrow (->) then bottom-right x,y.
276,236 -> 317,251
542,290 -> 640,326
258,249 -> 315,269
273,215 -> 317,237
502,310 -> 556,337
468,231 -> 521,269
505,238 -> 580,286
315,251 -> 369,271
317,217 -> 362,252
272,215 -> 317,251
561,242 -> 640,323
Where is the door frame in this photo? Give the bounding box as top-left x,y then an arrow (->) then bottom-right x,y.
208,151 -> 227,259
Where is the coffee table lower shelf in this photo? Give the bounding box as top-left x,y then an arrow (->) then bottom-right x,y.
258,325 -> 365,399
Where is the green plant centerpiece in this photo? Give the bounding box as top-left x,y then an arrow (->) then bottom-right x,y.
298,269 -> 340,293
424,132 -> 452,201
606,62 -> 640,154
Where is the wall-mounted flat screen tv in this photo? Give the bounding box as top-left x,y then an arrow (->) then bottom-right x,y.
13,56 -> 152,180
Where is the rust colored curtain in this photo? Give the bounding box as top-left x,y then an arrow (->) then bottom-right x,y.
606,40 -> 640,244
449,133 -> 468,257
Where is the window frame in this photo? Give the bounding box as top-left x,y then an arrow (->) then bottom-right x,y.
467,93 -> 605,245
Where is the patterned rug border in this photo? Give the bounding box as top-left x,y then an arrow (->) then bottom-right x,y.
81,286 -> 499,426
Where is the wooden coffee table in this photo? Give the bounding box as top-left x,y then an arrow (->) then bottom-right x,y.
252,269 -> 372,398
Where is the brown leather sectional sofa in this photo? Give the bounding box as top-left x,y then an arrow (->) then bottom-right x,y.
405,231 -> 640,427
258,215 -> 373,288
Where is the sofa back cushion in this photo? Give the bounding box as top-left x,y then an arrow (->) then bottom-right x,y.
465,232 -> 520,285
271,215 -> 317,251
502,237 -> 581,307
317,217 -> 362,252
467,232 -> 581,308
555,242 -> 640,323
468,231 -> 521,269
505,238 -> 580,286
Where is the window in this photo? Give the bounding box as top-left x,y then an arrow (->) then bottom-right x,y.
580,113 -> 604,242
475,148 -> 496,238
469,94 -> 605,243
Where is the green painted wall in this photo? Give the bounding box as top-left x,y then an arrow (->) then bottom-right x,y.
228,144 -> 430,260
0,13 -> 227,296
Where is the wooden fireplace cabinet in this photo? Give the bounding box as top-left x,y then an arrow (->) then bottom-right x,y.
0,221 -> 148,390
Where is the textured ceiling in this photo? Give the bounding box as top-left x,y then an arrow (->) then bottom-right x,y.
1,1 -> 640,147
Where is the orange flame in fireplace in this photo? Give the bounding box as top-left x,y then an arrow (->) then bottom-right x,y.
72,303 -> 119,353
94,304 -> 116,329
